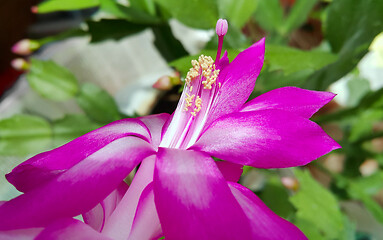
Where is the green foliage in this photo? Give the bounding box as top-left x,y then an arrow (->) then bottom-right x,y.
347,172 -> 383,224
290,169 -> 352,239
152,24 -> 189,62
0,115 -> 52,156
27,59 -> 79,101
259,176 -> 295,219
87,19 -> 148,43
218,0 -> 258,29
130,0 -> 156,16
254,0 -> 284,34
154,0 -> 218,29
304,0 -> 383,90
282,0 -> 318,35
255,0 -> 318,36
52,115 -> 101,146
76,83 -> 122,123
265,45 -> 338,74
36,0 -> 99,13
99,0 -> 161,24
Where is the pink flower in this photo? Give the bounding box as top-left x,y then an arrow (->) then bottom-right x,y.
0,19 -> 340,239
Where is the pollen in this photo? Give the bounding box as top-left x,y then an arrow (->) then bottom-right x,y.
191,96 -> 202,116
184,93 -> 195,111
185,55 -> 220,90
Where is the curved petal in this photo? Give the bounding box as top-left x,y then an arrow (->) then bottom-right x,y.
83,181 -> 128,232
241,87 -> 335,118
139,113 -> 170,148
0,137 -> 154,230
0,228 -> 42,240
6,118 -> 151,193
128,183 -> 162,240
229,182 -> 307,239
153,148 -> 252,240
192,110 -> 341,168
216,161 -> 243,182
102,156 -> 155,239
35,219 -> 111,240
206,38 -> 265,127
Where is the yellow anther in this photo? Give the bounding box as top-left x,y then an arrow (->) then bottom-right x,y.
184,93 -> 195,111
185,54 -> 220,90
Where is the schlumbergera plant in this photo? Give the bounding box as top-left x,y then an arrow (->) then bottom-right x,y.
0,19 -> 340,239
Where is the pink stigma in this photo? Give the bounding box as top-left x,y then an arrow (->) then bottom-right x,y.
215,19 -> 228,36
215,19 -> 228,63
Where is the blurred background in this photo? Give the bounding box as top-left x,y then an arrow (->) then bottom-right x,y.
0,0 -> 383,239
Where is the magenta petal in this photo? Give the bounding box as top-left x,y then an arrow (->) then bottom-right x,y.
102,156 -> 155,239
153,147 -> 252,240
35,219 -> 111,240
6,118 -> 151,193
241,87 -> 335,118
229,182 -> 307,239
0,228 -> 42,240
192,110 -> 340,168
0,137 -> 154,230
139,113 -> 170,148
206,38 -> 265,127
83,181 -> 128,232
216,161 -> 243,182
128,183 -> 162,240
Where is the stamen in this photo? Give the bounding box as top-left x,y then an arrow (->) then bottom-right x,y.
191,96 -> 202,116
184,54 -> 220,117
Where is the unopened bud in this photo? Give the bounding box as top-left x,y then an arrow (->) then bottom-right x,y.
216,19 -> 228,37
11,39 -> 40,55
360,159 -> 379,177
31,6 -> 38,14
11,58 -> 30,71
153,73 -> 181,90
281,177 -> 299,191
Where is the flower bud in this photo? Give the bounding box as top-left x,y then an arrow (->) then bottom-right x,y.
31,6 -> 38,14
216,19 -> 228,37
359,159 -> 379,177
281,177 -> 299,191
11,39 -> 40,55
11,58 -> 30,71
153,73 -> 181,90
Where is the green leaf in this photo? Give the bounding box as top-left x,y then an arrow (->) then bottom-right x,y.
130,0 -> 156,16
52,114 -> 101,146
218,0 -> 258,29
304,0 -> 383,90
87,19 -> 148,43
254,0 -> 284,34
99,0 -> 161,24
326,0 -> 383,54
349,109 -> 383,142
282,0 -> 318,35
347,172 -> 383,224
346,76 -> 370,107
290,169 -> 347,239
76,83 -> 121,123
0,115 -> 52,156
27,59 -> 79,101
37,0 -> 99,13
265,45 -> 338,75
152,24 -> 188,62
259,176 -> 295,219
154,0 -> 218,29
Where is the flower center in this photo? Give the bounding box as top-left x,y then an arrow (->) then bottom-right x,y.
159,19 -> 228,150
184,55 -> 220,117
